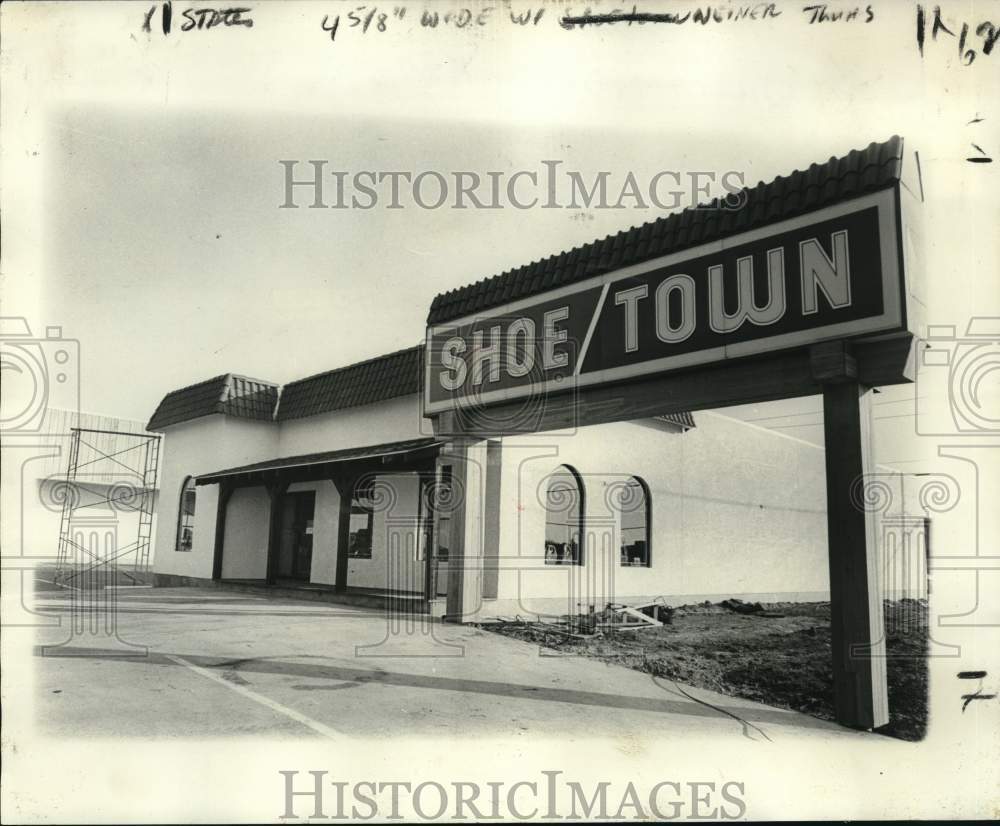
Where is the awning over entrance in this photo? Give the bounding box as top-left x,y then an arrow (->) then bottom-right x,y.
196,437 -> 441,486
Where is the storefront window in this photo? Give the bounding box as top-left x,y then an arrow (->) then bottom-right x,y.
175,476 -> 196,552
349,477 -> 375,558
619,476 -> 651,567
544,465 -> 583,566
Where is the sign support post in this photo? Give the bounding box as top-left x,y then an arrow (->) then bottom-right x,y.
815,343 -> 890,729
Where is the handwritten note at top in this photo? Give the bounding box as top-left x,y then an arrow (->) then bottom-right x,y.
916,4 -> 998,66
137,0 -> 996,69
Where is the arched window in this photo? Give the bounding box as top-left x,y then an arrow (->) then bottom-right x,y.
544,465 -> 584,566
176,476 -> 196,552
619,476 -> 651,567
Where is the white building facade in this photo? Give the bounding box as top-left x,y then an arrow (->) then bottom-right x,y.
148,346 -> 924,620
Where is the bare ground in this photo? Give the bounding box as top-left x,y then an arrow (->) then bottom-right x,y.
482,600 -> 928,741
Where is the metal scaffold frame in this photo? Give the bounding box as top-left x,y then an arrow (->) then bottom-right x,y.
54,427 -> 161,586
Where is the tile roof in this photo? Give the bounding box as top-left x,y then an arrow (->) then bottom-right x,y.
149,352 -> 697,434
277,344 -> 424,421
196,437 -> 441,483
147,374 -> 279,431
427,136 -> 905,325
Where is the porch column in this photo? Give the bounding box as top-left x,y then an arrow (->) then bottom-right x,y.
481,440 -> 503,601
442,438 -> 487,622
211,480 -> 234,581
813,342 -> 889,729
264,475 -> 290,585
331,470 -> 361,594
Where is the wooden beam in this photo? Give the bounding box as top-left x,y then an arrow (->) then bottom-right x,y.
331,471 -> 360,594
809,340 -> 857,383
195,445 -> 442,488
855,333 -> 917,385
821,380 -> 890,729
211,481 -> 234,581
434,333 -> 915,438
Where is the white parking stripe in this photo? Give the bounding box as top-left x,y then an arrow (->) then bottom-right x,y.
164,654 -> 348,740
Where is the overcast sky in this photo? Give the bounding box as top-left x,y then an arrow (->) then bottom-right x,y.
3,1 -> 997,464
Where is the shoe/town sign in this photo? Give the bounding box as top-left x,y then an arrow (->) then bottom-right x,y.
424,188 -> 906,413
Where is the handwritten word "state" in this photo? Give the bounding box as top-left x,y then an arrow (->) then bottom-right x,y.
142,2 -> 253,34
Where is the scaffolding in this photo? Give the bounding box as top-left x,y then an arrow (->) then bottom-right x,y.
53,427 -> 161,586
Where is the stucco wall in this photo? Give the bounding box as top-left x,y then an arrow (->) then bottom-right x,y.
474,410 -> 927,618
151,403 -> 430,590
479,412 -> 834,618
152,396 -> 928,607
277,395 -> 425,457
220,486 -> 270,579
153,416 -> 278,578
151,398 -> 423,580
151,398 -> 424,581
347,473 -> 426,593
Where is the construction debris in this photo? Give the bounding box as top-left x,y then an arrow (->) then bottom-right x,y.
720,598 -> 763,615
720,598 -> 786,618
477,599 -> 677,637
594,601 -> 674,631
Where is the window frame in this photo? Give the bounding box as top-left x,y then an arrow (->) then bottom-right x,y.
543,464 -> 585,567
618,475 -> 652,568
175,476 -> 196,553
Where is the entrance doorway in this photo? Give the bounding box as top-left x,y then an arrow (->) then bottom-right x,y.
278,491 -> 315,582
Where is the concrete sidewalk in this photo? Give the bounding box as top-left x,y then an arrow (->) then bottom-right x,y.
27,587 -> 869,742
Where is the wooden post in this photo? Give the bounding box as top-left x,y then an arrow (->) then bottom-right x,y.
211,481 -> 234,581
817,342 -> 889,729
331,471 -> 359,593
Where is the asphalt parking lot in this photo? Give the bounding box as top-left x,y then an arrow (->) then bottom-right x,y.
21,587 -> 870,742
